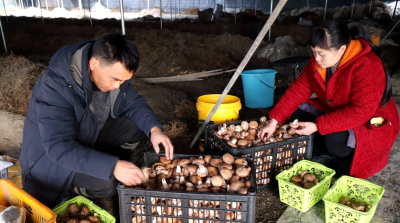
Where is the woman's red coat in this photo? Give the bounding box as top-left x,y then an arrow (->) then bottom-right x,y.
269,39 -> 399,179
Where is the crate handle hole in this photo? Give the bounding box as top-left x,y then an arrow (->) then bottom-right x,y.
23,202 -> 33,214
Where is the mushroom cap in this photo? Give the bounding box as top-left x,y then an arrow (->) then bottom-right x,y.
248,129 -> 257,136
159,156 -> 171,164
191,158 -> 205,165
230,180 -> 245,191
249,121 -> 258,129
177,159 -> 191,167
222,153 -> 234,165
304,174 -> 317,182
303,181 -> 315,189
219,168 -> 233,181
238,187 -> 248,195
204,155 -> 212,164
236,166 -> 250,178
291,176 -> 303,182
217,163 -> 233,170
207,166 -> 219,176
196,164 -> 209,177
171,158 -> 181,166
237,139 -> 248,147
211,175 -> 224,187
234,158 -> 247,167
185,165 -> 198,173
209,158 -> 223,167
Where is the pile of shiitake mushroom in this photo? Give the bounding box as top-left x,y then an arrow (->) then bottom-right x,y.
137,153 -> 252,194
339,196 -> 372,212
212,116 -> 301,149
290,170 -> 319,189
57,203 -> 101,223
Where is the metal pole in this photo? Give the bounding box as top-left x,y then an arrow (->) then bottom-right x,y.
189,0 -> 289,148
324,0 -> 327,21
234,0 -> 236,23
78,0 -> 82,10
37,0 -> 44,23
106,0 -> 108,9
254,0 -> 256,15
119,0 -> 125,34
0,18 -> 7,54
369,0 -> 372,15
45,0 -> 48,11
393,0 -> 398,18
147,0 -> 149,10
177,0 -> 179,14
31,0 -> 33,7
56,0 -> 59,8
61,0 -> 63,8
20,0 -> 24,9
170,0 -> 171,20
269,0 -> 272,40
88,0 -> 92,27
159,0 -> 162,30
380,18 -> 400,44
2,0 -> 8,21
351,0 -> 355,20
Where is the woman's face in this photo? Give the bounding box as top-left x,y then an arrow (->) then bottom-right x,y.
311,45 -> 346,68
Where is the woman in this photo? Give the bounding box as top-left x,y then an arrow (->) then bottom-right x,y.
258,20 -> 399,179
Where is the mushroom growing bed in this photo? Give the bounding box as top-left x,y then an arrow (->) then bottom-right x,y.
204,118 -> 313,190
117,152 -> 257,223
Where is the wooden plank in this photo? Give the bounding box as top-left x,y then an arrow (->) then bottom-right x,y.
139,69 -> 235,83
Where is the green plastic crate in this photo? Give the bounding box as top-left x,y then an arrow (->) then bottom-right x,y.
275,160 -> 335,212
322,176 -> 385,223
52,195 -> 116,223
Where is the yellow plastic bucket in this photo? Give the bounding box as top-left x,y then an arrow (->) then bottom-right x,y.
196,94 -> 241,152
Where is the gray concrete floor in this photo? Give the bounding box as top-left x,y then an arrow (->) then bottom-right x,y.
276,74 -> 400,223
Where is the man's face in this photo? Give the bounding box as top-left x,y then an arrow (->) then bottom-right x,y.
88,58 -> 133,92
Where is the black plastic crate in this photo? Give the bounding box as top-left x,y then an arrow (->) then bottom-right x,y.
272,56 -> 310,95
204,119 -> 313,190
118,152 -> 257,223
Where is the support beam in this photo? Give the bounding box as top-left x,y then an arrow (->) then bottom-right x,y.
37,0 -> 44,23
2,0 -> 8,22
45,0 -> 48,11
369,0 -> 372,15
0,18 -> 7,54
351,0 -> 355,20
324,0 -> 328,21
78,0 -> 82,11
119,0 -> 125,34
269,0 -> 272,40
380,18 -> 400,44
189,0 -> 289,148
393,0 -> 398,18
160,0 -> 162,30
88,0 -> 92,27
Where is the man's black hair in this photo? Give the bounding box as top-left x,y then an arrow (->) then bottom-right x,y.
92,34 -> 140,73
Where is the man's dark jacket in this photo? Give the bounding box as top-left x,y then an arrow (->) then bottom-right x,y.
19,40 -> 163,208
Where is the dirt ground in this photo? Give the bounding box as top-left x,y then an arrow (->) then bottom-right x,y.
0,13 -> 400,223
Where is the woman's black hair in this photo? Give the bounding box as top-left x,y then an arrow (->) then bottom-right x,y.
310,20 -> 392,108
91,34 -> 140,74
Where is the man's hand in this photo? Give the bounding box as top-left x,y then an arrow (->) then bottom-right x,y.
293,121 -> 318,135
113,160 -> 145,186
257,119 -> 278,140
150,126 -> 174,160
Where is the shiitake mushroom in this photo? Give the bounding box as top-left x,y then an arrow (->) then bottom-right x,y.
79,205 -> 90,217
67,203 -> 81,217
67,218 -> 80,223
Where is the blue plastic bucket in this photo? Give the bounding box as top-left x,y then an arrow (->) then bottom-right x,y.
240,69 -> 277,108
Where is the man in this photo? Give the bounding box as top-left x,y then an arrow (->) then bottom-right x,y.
19,34 -> 174,208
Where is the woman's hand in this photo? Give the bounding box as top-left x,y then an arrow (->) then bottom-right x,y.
257,119 -> 278,140
293,121 -> 318,135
